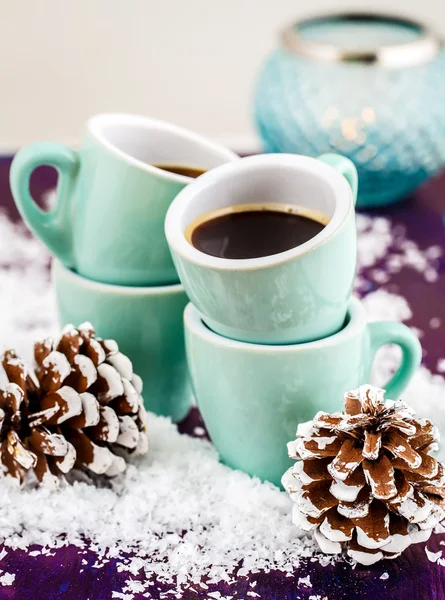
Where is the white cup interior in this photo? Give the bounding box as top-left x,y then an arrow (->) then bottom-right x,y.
88,114 -> 237,176
181,160 -> 337,228
165,154 -> 353,269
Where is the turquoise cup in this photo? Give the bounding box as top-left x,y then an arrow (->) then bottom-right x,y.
10,114 -> 238,286
184,298 -> 422,486
52,260 -> 192,422
166,153 -> 358,345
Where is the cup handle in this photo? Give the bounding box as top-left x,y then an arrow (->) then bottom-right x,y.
318,153 -> 358,205
367,321 -> 422,399
10,142 -> 80,267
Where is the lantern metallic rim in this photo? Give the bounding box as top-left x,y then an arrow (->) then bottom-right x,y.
280,13 -> 443,67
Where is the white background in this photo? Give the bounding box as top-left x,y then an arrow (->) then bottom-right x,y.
1,0 -> 444,151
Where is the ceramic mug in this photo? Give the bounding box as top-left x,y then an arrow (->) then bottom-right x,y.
166,153 -> 358,345
10,114 -> 238,286
184,297 -> 421,487
52,259 -> 192,422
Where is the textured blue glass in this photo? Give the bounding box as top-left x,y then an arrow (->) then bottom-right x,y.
254,49 -> 445,207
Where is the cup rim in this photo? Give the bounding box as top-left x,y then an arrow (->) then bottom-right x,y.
86,113 -> 238,185
165,154 -> 354,271
184,296 -> 365,353
52,259 -> 185,296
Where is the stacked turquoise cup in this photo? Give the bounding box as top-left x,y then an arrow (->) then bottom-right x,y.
10,113 -> 238,422
165,153 -> 422,486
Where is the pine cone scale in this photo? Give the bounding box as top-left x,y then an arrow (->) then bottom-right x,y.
66,428 -> 114,474
91,363 -> 124,404
421,484 -> 445,498
330,476 -> 364,503
300,480 -> 337,518
39,388 -> 83,426
1,442 -> 21,479
65,392 -> 100,429
352,501 -> 390,549
89,406 -> 120,442
115,378 -> 139,413
28,404 -> 60,428
64,355 -> 97,392
383,430 -> 421,468
39,351 -> 72,393
337,487 -> 372,519
389,471 -> 411,503
320,508 -> 354,542
2,351 -> 28,393
328,438 -> 363,480
7,430 -> 36,469
412,433 -> 437,452
116,416 -> 140,449
33,453 -> 55,485
363,456 -> 397,500
347,535 -> 389,565
389,418 -> 417,436
392,452 -> 438,478
300,458 -> 332,483
363,430 -> 381,459
28,428 -> 69,457
297,436 -> 343,459
55,331 -> 81,363
106,353 -> 133,380
3,384 -> 24,415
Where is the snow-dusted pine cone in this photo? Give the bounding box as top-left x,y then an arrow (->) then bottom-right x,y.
282,385 -> 445,565
0,322 -> 148,486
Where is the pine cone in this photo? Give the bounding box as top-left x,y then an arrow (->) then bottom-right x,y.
282,384 -> 445,566
0,323 -> 148,486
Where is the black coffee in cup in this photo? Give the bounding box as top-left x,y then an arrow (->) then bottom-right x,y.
153,164 -> 206,178
186,204 -> 328,259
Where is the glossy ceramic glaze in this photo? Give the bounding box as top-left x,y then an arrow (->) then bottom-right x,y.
185,298 -> 421,486
10,114 -> 238,286
167,153 -> 358,344
52,260 -> 191,421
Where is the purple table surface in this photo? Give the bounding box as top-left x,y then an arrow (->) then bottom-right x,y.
1,157 -> 445,599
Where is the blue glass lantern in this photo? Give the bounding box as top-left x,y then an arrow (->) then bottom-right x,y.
254,14 -> 445,207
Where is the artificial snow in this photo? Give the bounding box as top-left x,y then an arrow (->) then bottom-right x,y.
298,575 -> 312,587
425,548 -> 443,563
0,572 -> 15,586
0,209 -> 444,594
